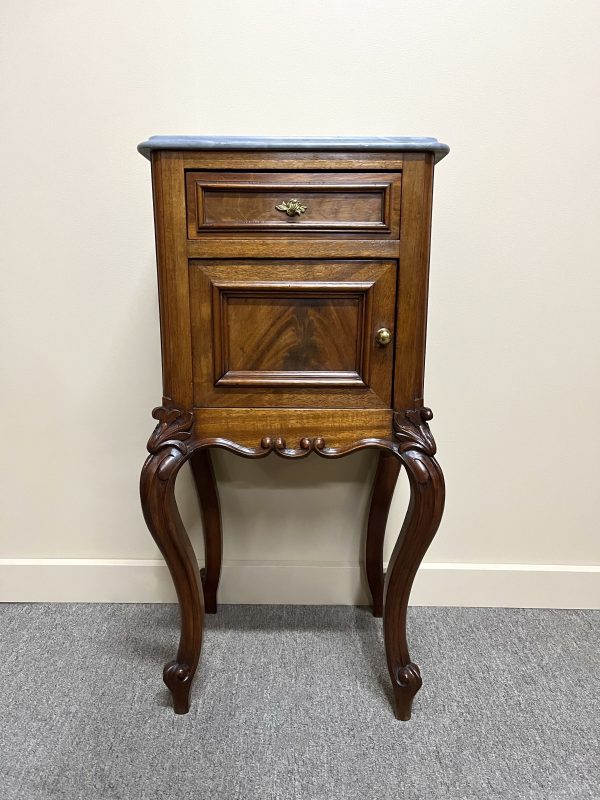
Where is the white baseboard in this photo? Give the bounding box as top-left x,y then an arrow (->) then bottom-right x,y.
1,559 -> 599,608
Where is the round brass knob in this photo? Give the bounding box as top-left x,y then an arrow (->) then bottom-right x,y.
375,327 -> 392,346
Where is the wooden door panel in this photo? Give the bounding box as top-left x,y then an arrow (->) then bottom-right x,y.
189,260 -> 397,408
221,292 -> 363,379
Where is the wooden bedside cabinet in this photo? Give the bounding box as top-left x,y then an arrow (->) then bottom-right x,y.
138,136 -> 449,720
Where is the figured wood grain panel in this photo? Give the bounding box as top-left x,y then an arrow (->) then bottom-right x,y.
394,154 -> 435,410
186,172 -> 401,239
189,260 -> 396,408
220,291 -> 364,380
193,408 -> 393,448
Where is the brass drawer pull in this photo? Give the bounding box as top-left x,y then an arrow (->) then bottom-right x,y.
276,198 -> 307,217
375,327 -> 392,346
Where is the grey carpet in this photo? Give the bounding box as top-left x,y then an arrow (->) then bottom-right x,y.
0,605 -> 598,800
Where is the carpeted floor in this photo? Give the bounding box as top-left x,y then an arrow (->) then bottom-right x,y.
0,604 -> 598,800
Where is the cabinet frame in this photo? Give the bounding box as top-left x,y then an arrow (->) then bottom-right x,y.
140,142 -> 447,721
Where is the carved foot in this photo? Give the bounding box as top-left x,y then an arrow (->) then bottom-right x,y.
140,406 -> 204,714
163,660 -> 194,714
384,408 -> 445,720
391,662 -> 422,721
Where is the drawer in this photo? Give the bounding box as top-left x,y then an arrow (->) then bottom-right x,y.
189,259 -> 397,408
185,172 -> 401,238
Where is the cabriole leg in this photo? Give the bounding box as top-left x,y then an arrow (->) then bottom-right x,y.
190,449 -> 223,614
366,452 -> 401,617
140,407 -> 204,714
384,408 -> 445,720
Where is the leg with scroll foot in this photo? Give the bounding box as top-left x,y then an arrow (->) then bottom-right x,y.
384,408 -> 445,720
366,452 -> 401,617
140,406 -> 204,714
190,449 -> 222,614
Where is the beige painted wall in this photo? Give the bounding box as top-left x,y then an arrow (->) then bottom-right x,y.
1,0 -> 599,605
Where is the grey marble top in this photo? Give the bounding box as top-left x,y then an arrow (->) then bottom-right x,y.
137,136 -> 449,163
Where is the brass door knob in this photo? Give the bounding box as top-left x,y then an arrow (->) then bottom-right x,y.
375,327 -> 392,346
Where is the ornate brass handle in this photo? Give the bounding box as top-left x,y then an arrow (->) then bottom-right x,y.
276,198 -> 307,217
375,327 -> 392,346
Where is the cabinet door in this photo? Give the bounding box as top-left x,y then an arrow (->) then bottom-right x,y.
189,260 -> 396,408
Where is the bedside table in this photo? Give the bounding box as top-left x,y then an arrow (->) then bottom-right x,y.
138,136 -> 449,720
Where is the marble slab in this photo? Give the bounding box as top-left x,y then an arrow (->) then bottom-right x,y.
137,135 -> 449,162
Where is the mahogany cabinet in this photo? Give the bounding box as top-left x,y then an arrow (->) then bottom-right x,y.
138,136 -> 449,720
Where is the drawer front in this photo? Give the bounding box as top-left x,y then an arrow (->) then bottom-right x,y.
190,259 -> 397,408
186,172 -> 401,238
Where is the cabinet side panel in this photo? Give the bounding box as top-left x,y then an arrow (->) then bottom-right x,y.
394,153 -> 435,409
151,151 -> 193,407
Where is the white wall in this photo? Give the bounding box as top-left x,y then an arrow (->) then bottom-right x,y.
1,0 -> 599,607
